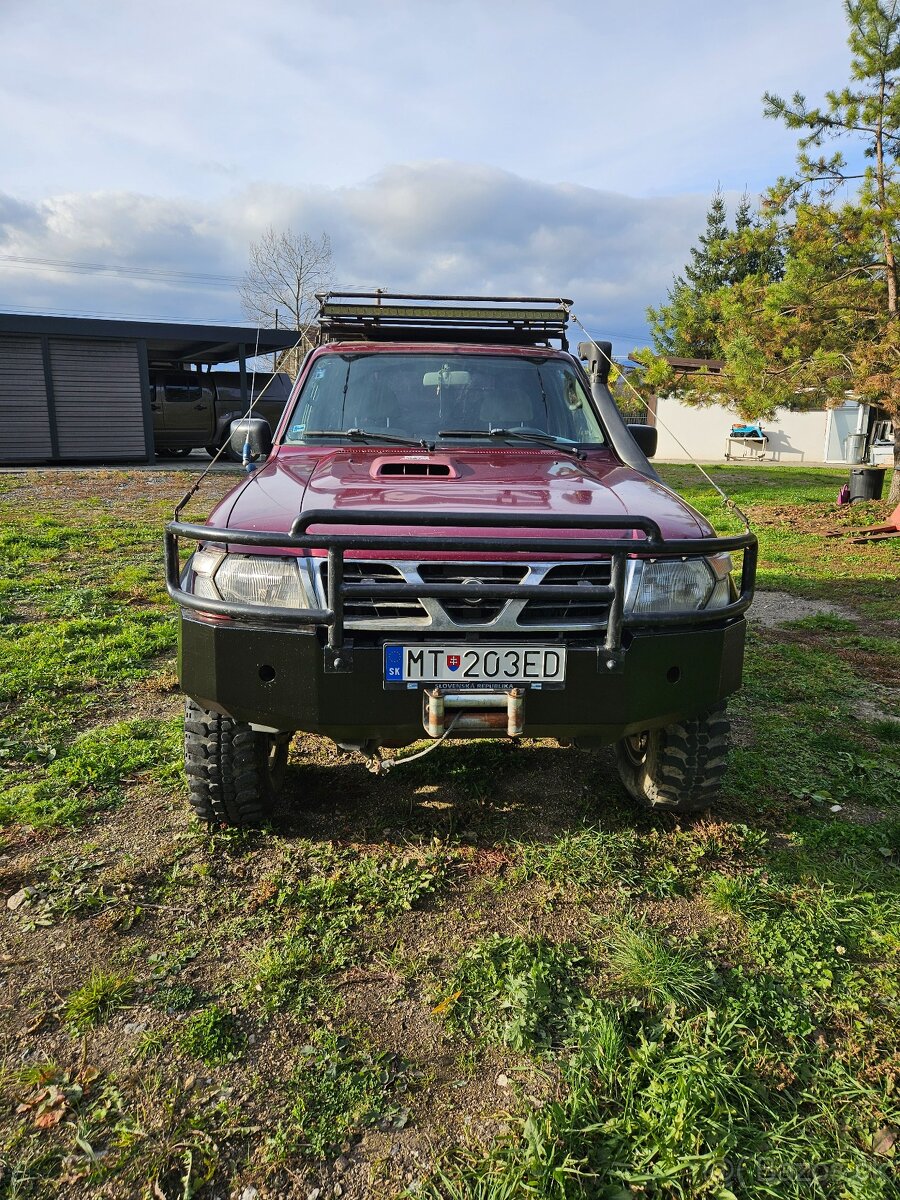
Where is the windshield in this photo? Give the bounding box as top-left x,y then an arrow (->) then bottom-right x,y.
283,353 -> 607,446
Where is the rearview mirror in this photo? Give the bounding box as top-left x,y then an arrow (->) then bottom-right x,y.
627,424 -> 658,459
423,370 -> 471,386
230,417 -> 272,463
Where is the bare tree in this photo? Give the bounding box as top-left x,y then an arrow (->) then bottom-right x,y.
239,227 -> 333,375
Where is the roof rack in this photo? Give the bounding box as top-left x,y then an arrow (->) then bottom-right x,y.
315,291 -> 572,349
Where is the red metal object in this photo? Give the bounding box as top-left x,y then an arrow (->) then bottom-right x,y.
203,340 -> 716,552
826,502 -> 900,543
211,444 -> 713,558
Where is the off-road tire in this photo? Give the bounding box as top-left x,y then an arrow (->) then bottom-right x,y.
184,697 -> 289,826
614,704 -> 730,813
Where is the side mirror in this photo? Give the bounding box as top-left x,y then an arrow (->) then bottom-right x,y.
230,417 -> 272,463
627,423 -> 658,459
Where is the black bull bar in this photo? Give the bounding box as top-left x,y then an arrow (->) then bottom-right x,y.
165,509 -> 757,671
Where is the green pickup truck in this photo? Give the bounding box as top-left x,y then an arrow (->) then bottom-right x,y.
151,369 -> 292,458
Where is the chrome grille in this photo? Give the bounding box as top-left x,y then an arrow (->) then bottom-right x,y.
320,561 -> 429,622
418,562 -> 528,624
517,562 -> 611,626
319,559 -> 612,631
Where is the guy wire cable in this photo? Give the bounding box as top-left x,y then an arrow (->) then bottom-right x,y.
568,311 -> 753,532
241,325 -> 263,470
173,328 -> 306,519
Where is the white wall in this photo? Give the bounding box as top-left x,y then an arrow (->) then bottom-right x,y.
653,395 -> 836,463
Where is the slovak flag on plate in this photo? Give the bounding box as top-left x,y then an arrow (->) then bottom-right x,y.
446,654 -> 461,671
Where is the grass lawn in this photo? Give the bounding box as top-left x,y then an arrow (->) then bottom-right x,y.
0,463 -> 898,1200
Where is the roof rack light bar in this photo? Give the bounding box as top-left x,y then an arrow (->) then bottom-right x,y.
315,290 -> 572,349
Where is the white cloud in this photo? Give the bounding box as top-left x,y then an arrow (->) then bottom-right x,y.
0,0 -> 860,349
0,163 -> 722,348
0,0 -> 852,201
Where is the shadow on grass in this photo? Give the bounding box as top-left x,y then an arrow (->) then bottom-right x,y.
270,737 -> 662,847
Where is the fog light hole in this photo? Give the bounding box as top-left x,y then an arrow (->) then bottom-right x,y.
259,664 -> 277,683
666,666 -> 681,684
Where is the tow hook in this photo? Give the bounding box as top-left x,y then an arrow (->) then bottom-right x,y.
364,747 -> 384,775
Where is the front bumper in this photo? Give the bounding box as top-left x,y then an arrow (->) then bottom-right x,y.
179,615 -> 747,744
167,505 -> 756,745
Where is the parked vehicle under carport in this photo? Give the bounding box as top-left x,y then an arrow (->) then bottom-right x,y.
152,369 -> 292,459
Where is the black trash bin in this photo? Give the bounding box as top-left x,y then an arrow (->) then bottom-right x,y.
849,466 -> 886,502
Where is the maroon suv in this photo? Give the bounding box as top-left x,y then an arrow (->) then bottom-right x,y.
165,294 -> 756,825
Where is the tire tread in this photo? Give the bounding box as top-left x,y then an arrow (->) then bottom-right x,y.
615,704 -> 731,813
183,697 -> 277,827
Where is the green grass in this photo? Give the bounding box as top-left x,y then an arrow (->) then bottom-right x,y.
64,970 -> 135,1032
0,502 -> 184,828
267,1031 -> 412,1162
246,842 -> 452,1015
437,935 -> 586,1051
511,826 -> 641,892
0,717 -> 182,827
177,1005 -> 247,1064
249,924 -> 349,1016
604,922 -> 716,1008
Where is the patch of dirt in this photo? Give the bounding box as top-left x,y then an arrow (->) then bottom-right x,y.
853,691 -> 900,724
747,499 -> 897,535
748,589 -> 859,629
767,626 -> 900,688
832,803 -> 889,827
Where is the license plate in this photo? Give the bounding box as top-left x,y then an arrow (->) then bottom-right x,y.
384,644 -> 566,685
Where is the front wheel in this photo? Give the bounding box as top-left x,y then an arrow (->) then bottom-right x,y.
614,705 -> 730,813
183,697 -> 290,827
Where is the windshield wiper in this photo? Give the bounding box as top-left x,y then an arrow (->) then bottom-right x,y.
438,429 -> 586,460
303,428 -> 433,449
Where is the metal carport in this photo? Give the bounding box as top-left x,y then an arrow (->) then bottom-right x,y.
0,313 -> 299,464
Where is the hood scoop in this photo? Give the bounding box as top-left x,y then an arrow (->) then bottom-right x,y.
371,455 -> 457,479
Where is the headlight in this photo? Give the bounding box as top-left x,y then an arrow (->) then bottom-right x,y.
188,550 -> 315,609
625,553 -> 733,614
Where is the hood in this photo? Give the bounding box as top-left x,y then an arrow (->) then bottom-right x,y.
214,447 -> 713,556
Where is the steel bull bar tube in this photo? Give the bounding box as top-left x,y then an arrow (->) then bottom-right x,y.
165,509 -> 758,667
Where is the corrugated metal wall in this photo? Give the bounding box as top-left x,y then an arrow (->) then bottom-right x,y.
49,338 -> 146,460
0,335 -> 53,461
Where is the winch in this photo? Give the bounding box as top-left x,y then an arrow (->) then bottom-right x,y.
424,687 -> 524,738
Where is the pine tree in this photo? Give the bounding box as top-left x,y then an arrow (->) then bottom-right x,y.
647,189 -> 780,360
683,187 -> 731,293
641,1 -> 900,502
759,0 -> 900,499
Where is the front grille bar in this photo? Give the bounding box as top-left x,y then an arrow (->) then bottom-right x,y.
343,583 -> 614,602
165,508 -> 757,671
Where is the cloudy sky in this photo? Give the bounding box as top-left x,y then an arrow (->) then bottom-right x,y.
1,0 -> 853,352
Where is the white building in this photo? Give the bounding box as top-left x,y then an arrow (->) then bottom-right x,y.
622,356 -> 892,465
652,395 -> 870,464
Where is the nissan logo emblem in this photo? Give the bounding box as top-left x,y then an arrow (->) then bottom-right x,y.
461,577 -> 482,605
